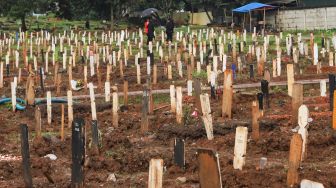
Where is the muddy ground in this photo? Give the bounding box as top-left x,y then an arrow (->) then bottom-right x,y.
0,40 -> 336,187
1,86 -> 336,187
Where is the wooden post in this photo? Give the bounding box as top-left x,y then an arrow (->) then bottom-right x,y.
148,159 -> 163,188
200,93 -> 214,140
123,80 -> 128,106
176,86 -> 183,124
26,74 -> 35,105
298,105 -> 309,161
89,83 -> 97,121
168,63 -> 172,80
47,91 -> 52,125
56,72 -> 61,96
170,85 -> 176,113
333,90 -> 336,130
222,70 -> 233,119
194,79 -> 202,111
97,66 -> 103,93
112,91 -> 119,127
35,106 -> 42,140
137,64 -> 141,84
187,80 -> 193,96
197,149 -> 222,188
174,138 -> 185,168
292,83 -> 303,125
61,104 -> 65,141
67,90 -> 73,128
11,82 -> 16,112
71,118 -> 85,187
153,63 -> 157,84
320,80 -> 326,97
141,86 -> 149,132
18,68 -> 21,84
287,64 -> 294,96
252,101 -> 260,141
105,82 -> 111,102
20,124 -> 33,187
287,134 -> 303,187
233,126 -> 248,170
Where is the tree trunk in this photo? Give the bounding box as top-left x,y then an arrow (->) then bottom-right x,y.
21,15 -> 27,32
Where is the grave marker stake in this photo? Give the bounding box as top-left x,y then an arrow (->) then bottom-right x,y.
200,93 -> 214,140
174,138 -> 185,169
292,83 -> 303,125
47,91 -> 52,125
287,134 -> 303,187
222,70 -> 233,119
112,91 -> 119,127
197,149 -> 222,188
252,101 -> 260,141
233,126 -> 248,170
176,86 -> 183,124
35,106 -> 42,140
148,159 -> 163,188
71,118 -> 85,187
91,120 -> 99,154
20,124 -> 33,187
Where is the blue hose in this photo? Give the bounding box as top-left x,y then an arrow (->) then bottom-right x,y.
0,98 -> 68,111
0,98 -> 26,110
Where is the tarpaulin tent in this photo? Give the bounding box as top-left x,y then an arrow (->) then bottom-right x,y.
232,2 -> 276,32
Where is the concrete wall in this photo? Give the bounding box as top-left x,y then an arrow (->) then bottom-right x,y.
276,7 -> 336,30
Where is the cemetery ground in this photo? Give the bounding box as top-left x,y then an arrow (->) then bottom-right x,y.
0,19 -> 336,187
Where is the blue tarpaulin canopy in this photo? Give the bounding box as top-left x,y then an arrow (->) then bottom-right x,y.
233,2 -> 276,13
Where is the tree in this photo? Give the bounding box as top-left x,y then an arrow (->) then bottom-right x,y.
1,0 -> 52,31
8,0 -> 34,31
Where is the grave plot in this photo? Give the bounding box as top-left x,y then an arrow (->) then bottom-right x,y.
0,27 -> 335,187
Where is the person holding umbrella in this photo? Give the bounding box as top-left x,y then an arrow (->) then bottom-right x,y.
166,17 -> 174,43
147,17 -> 155,45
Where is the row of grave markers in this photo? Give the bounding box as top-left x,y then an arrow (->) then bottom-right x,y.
2,27 -> 335,187
19,100 -> 321,187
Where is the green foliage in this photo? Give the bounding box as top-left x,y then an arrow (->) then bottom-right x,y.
192,70 -> 207,80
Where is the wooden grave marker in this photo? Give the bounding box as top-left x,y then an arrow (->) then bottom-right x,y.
287,133 -> 303,187
112,91 -> 119,127
233,126 -> 248,170
71,118 -> 85,187
35,106 -> 42,140
148,159 -> 163,188
200,93 -> 214,140
47,91 -> 52,125
292,83 -> 303,125
174,138 -> 185,169
252,101 -> 260,141
91,120 -> 99,154
170,85 -> 176,113
320,80 -> 326,97
197,149 -> 222,188
287,64 -> 294,96
222,70 -> 233,119
176,86 -> 183,124
298,105 -> 309,161
20,124 -> 33,187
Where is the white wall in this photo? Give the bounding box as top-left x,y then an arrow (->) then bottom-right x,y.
276,7 -> 336,30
